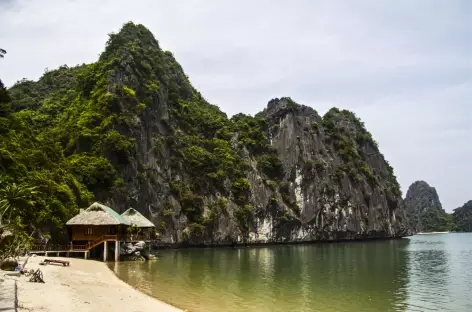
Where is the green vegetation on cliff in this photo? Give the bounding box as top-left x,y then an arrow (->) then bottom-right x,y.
452,201 -> 472,232
0,22 -> 406,244
0,77 -> 93,242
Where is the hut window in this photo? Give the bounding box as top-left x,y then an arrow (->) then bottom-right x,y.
85,227 -> 93,235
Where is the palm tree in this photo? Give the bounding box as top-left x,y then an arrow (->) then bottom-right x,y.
0,182 -> 36,224
0,49 -> 6,58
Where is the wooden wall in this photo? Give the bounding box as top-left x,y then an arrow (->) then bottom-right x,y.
70,225 -> 119,242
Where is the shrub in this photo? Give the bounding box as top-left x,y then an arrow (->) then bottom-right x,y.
256,154 -> 283,179
122,86 -> 136,97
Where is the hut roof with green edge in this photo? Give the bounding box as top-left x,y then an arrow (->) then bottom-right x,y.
121,208 -> 155,228
66,202 -> 131,226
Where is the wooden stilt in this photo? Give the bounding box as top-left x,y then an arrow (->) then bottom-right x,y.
103,241 -> 108,262
115,240 -> 119,262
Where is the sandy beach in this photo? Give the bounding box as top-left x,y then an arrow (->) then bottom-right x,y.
12,256 -> 183,312
416,231 -> 450,235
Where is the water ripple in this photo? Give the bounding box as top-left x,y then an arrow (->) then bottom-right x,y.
110,234 -> 472,312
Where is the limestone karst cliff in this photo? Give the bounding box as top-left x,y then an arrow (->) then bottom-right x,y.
404,181 -> 450,233
2,22 -> 409,244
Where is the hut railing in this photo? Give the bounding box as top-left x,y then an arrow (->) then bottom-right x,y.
87,235 -> 119,250
71,244 -> 88,251
29,235 -> 118,252
29,244 -> 88,252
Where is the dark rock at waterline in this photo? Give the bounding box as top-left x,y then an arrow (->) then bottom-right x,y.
118,241 -> 157,260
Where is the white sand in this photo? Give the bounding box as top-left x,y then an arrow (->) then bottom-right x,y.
16,256 -> 184,312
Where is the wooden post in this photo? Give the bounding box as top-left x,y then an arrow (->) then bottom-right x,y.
66,252 -> 70,257
45,252 -> 48,257
57,252 -> 60,257
103,241 -> 108,262
84,251 -> 88,260
70,241 -> 73,250
115,240 -> 119,262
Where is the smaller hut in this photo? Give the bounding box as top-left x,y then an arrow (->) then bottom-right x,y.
121,208 -> 155,241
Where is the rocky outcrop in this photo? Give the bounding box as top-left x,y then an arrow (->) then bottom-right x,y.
452,200 -> 472,232
0,259 -> 18,271
120,241 -> 157,260
8,22 -> 409,246
404,181 -> 450,233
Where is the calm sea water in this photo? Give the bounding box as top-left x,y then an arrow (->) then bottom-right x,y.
109,234 -> 472,312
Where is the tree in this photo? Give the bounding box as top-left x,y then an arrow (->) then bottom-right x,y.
0,79 -> 11,116
0,217 -> 32,263
0,180 -> 35,262
452,201 -> 472,232
0,49 -> 11,117
0,181 -> 37,224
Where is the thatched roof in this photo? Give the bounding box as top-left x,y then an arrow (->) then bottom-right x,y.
121,208 -> 155,228
66,202 -> 131,226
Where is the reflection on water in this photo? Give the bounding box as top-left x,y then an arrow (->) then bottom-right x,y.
110,234 -> 472,312
404,234 -> 472,312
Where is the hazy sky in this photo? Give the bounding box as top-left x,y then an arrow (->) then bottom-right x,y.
0,0 -> 470,211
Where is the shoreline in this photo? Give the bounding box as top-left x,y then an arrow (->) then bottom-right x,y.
6,236 -> 413,311
12,256 -> 183,312
154,234 -> 412,250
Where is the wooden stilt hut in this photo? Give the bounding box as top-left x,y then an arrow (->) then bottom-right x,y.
120,208 -> 156,241
66,202 -> 131,261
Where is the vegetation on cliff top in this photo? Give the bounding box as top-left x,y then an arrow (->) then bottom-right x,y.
0,22 -> 405,243
452,201 -> 472,232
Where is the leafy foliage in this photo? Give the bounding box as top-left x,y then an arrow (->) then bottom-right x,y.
0,181 -> 37,222
0,75 -> 92,243
452,201 -> 472,232
322,108 -> 401,196
0,217 -> 33,263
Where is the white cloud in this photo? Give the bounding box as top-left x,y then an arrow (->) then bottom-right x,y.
0,0 -> 470,211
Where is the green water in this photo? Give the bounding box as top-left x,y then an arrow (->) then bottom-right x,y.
110,234 -> 472,312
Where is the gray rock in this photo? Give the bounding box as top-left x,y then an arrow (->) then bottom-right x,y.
120,242 -> 137,255
107,96 -> 409,245
404,180 -> 449,233
134,241 -> 146,249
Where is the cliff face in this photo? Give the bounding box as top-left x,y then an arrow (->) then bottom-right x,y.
7,22 -> 409,245
404,181 -> 450,233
